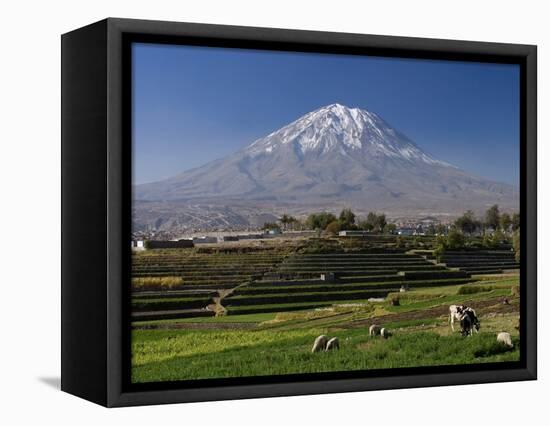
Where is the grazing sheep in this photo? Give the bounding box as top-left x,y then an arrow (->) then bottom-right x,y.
380,328 -> 392,339
369,324 -> 381,337
325,337 -> 340,351
311,335 -> 328,353
497,332 -> 514,348
400,285 -> 408,293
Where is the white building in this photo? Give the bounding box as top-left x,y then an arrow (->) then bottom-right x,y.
131,240 -> 145,250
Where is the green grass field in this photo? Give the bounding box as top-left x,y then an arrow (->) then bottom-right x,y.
132,319 -> 519,383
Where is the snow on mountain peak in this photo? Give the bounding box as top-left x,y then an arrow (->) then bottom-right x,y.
245,103 -> 450,167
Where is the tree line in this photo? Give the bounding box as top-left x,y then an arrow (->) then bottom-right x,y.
261,209 -> 395,235
263,204 -> 520,244
305,209 -> 396,235
434,204 -> 520,259
453,204 -> 519,236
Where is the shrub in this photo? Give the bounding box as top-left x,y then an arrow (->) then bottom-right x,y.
433,230 -> 466,260
132,276 -> 183,290
325,220 -> 341,236
298,239 -> 343,254
395,236 -> 403,249
513,229 -> 520,262
447,229 -> 465,249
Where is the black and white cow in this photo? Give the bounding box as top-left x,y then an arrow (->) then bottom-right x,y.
449,305 -> 479,334
449,305 -> 466,332
459,308 -> 480,336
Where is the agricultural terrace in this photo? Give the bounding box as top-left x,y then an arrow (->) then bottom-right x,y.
131,235 -> 520,383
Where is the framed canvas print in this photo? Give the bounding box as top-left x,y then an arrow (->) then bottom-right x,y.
61,18 -> 537,407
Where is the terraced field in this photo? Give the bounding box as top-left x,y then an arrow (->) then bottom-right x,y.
439,250 -> 520,274
130,244 -> 521,383
131,249 -> 288,321
222,252 -> 474,315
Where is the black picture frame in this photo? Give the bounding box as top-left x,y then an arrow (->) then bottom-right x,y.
61,17 -> 537,407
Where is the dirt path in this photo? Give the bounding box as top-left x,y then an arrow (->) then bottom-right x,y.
340,296 -> 518,329
208,290 -> 229,316
210,282 -> 252,316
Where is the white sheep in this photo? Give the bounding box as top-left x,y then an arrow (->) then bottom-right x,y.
312,335 -> 328,353
325,337 -> 340,351
380,328 -> 392,339
369,324 -> 381,337
496,332 -> 513,348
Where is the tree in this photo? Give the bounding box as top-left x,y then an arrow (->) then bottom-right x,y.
306,212 -> 337,230
500,212 -> 512,234
289,216 -> 299,230
511,212 -> 520,231
454,210 -> 480,235
279,214 -> 297,231
278,214 -> 291,230
375,214 -> 387,233
435,224 -> 447,235
383,223 -> 397,234
359,212 -> 386,233
338,208 -> 356,229
366,212 -> 379,231
262,222 -> 281,232
325,220 -> 341,235
485,204 -> 500,232
425,224 -> 436,236
358,219 -> 374,232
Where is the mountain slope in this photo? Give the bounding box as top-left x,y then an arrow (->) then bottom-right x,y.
135,103 -> 518,216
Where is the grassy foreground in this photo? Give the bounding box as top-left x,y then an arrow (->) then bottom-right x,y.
132,314 -> 519,383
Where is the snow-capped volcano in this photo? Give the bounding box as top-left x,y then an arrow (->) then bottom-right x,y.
134,103 -> 518,230
246,103 -> 448,167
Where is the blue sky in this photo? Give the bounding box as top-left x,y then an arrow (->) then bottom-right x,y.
133,43 -> 520,186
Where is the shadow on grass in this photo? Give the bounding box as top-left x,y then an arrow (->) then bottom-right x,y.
474,338 -> 518,358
